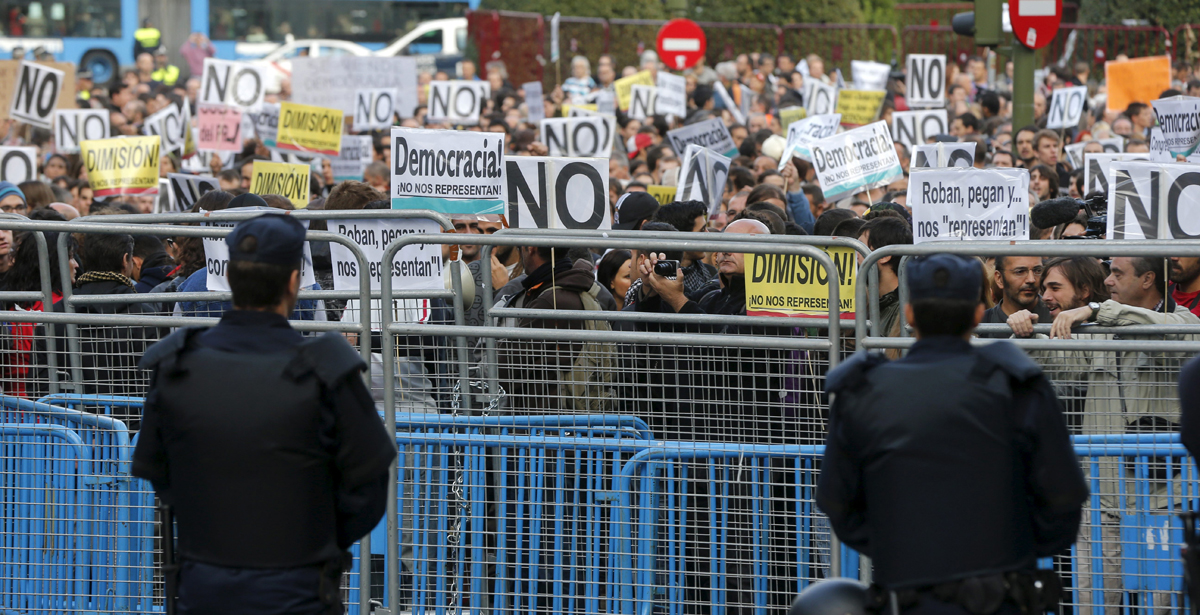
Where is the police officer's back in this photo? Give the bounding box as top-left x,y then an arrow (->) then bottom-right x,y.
132,214 -> 396,614
817,254 -> 1087,614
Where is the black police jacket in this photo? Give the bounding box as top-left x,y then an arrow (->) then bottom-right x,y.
132,310 -> 396,568
816,336 -> 1087,589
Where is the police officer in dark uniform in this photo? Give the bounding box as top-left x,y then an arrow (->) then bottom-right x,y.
817,253 -> 1088,615
132,214 -> 396,614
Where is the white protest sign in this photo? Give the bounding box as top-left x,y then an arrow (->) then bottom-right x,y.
250,103 -> 280,147
810,121 -> 904,203
1083,152 -> 1150,196
891,109 -> 948,148
332,135 -> 374,182
292,57 -> 418,119
677,144 -> 731,216
1066,137 -> 1126,168
803,80 -> 839,116
912,142 -> 976,168
143,103 -> 187,155
1149,127 -> 1171,162
328,217 -> 444,291
713,81 -> 745,125
666,117 -> 736,157
427,80 -> 490,126
203,210 -> 317,291
1107,161 -> 1200,239
594,90 -> 616,116
539,116 -> 615,158
199,59 -> 266,109
523,81 -> 545,123
851,60 -> 891,91
908,167 -> 1030,243
628,84 -> 657,121
656,72 -> 688,118
1045,86 -> 1088,129
505,156 -> 610,229
1151,96 -> 1200,158
905,54 -> 946,109
352,88 -> 397,132
54,109 -> 108,154
167,173 -> 219,213
782,113 -> 842,162
0,146 -> 37,183
737,84 -> 755,119
8,61 -> 63,128
390,127 -> 504,215
1064,142 -> 1086,168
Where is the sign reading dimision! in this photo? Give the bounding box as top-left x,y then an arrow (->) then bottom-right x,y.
390,127 -> 505,215
80,136 -> 161,197
747,247 -> 858,318
276,101 -> 344,156
250,160 -> 311,208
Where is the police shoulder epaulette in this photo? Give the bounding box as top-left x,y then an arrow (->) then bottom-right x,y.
823,349 -> 889,395
137,326 -> 208,373
974,339 -> 1043,383
290,333 -> 367,386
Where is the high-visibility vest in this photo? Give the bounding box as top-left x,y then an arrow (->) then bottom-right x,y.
134,27 -> 161,49
152,64 -> 180,86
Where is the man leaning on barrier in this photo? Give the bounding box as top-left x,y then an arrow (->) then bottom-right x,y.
132,214 -> 396,614
818,253 -> 1087,615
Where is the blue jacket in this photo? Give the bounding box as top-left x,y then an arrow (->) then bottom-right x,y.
787,189 -> 815,234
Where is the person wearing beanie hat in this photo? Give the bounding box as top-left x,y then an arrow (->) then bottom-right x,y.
818,253 -> 1086,609
133,213 -> 395,614
0,181 -> 27,214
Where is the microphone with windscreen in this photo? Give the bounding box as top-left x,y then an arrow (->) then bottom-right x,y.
1030,197 -> 1084,230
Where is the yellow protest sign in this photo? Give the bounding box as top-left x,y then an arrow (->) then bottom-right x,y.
835,90 -> 887,127
276,101 -> 343,156
1105,56 -> 1171,112
80,136 -> 160,197
563,103 -> 598,116
780,106 -> 807,131
250,160 -> 311,209
614,70 -> 654,111
746,247 -> 857,317
647,185 -> 677,206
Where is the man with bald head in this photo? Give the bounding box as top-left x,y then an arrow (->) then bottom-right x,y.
49,203 -> 80,220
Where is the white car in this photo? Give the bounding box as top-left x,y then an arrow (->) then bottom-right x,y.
249,38 -> 374,93
374,18 -> 468,75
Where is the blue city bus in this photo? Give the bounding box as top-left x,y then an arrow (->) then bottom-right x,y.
0,0 -> 474,85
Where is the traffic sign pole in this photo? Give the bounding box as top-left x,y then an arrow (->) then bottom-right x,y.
1011,41 -> 1036,130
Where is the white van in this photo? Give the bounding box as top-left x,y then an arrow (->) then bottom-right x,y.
373,18 -> 468,75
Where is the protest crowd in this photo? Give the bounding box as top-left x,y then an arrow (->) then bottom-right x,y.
2,19 -> 1200,615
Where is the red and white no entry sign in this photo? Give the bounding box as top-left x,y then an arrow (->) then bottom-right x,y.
656,19 -> 707,70
1009,0 -> 1062,50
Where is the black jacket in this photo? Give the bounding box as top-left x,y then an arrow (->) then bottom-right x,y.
69,280 -> 162,405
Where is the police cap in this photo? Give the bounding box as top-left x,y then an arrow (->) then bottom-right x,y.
907,253 -> 982,302
789,578 -> 870,615
227,213 -> 306,267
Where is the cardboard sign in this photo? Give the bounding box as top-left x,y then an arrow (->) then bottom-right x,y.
539,116 -> 615,158
505,156 -> 611,229
204,209 -> 316,291
782,113 -> 842,162
1151,96 -> 1200,158
656,72 -> 688,118
426,80 -> 490,126
81,136 -> 161,197
1105,56 -> 1171,113
523,81 -> 545,124
666,117 -> 737,157
803,80 -> 838,116
835,90 -> 886,127
907,167 -> 1030,243
1083,152 -> 1150,196
390,127 -> 504,215
53,109 -> 108,154
1046,86 -> 1088,129
677,144 -> 730,216
292,57 -> 419,119
276,101 -> 343,156
628,84 -> 658,121
144,103 -> 187,155
250,160 -> 311,208
1107,161 -> 1200,239
0,60 -> 73,122
328,217 -> 444,290
353,88 -> 397,132
851,60 -> 890,91
196,103 -> 243,152
647,185 -> 677,206
746,246 -> 857,317
614,70 -> 654,111
167,173 -> 219,213
200,59 -> 266,109
891,109 -> 948,148
713,81 -> 746,125
0,147 -> 37,183
250,103 -> 280,148
779,106 -> 807,131
7,61 -> 63,128
906,54 -> 946,109
912,142 -> 976,168
332,135 -> 374,182
810,121 -> 904,203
